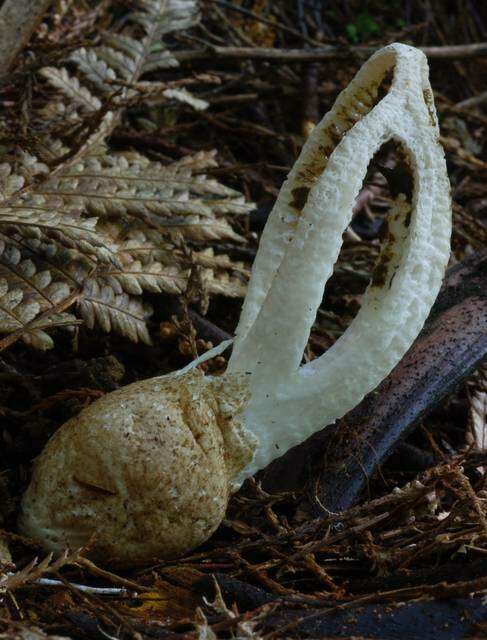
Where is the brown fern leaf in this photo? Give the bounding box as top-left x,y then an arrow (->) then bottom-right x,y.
79,278 -> 151,344
0,0 -> 252,349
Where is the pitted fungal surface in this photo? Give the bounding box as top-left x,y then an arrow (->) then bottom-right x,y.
370,141 -> 415,291
290,64 -> 396,216
229,43 -> 452,482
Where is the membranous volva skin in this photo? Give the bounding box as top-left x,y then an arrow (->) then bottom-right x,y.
20,371 -> 255,566
20,43 -> 452,567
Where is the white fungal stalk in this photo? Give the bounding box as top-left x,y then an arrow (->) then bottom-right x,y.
20,43 -> 451,567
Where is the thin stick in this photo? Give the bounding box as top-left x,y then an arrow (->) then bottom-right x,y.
456,90 -> 487,109
75,557 -> 150,592
4,574 -> 130,595
0,0 -> 52,76
174,42 -> 487,63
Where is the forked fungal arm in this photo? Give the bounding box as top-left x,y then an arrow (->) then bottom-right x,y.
229,43 -> 452,482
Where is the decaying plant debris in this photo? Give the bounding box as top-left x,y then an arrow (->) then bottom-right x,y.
0,0 -> 252,350
0,1 -> 486,639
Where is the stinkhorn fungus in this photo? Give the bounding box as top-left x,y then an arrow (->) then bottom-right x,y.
20,43 -> 452,567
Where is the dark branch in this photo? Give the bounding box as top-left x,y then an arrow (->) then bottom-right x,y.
259,250 -> 487,513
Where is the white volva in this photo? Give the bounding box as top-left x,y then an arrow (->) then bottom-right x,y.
20,44 -> 452,566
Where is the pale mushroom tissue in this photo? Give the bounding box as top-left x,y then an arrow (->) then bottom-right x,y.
20,43 -> 452,567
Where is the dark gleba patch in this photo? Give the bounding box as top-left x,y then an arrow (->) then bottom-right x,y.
422,88 -> 437,128
371,250 -> 392,288
378,161 -> 414,200
290,186 -> 310,212
404,207 -> 412,228
288,69 -> 396,216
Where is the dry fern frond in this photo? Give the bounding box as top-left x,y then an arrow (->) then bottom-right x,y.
0,549 -> 82,592
0,0 -> 252,349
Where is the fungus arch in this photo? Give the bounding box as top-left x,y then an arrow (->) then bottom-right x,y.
229,44 -> 451,480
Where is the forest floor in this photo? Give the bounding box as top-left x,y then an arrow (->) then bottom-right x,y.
0,1 -> 486,639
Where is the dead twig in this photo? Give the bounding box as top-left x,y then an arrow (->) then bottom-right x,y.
174,42 -> 487,63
